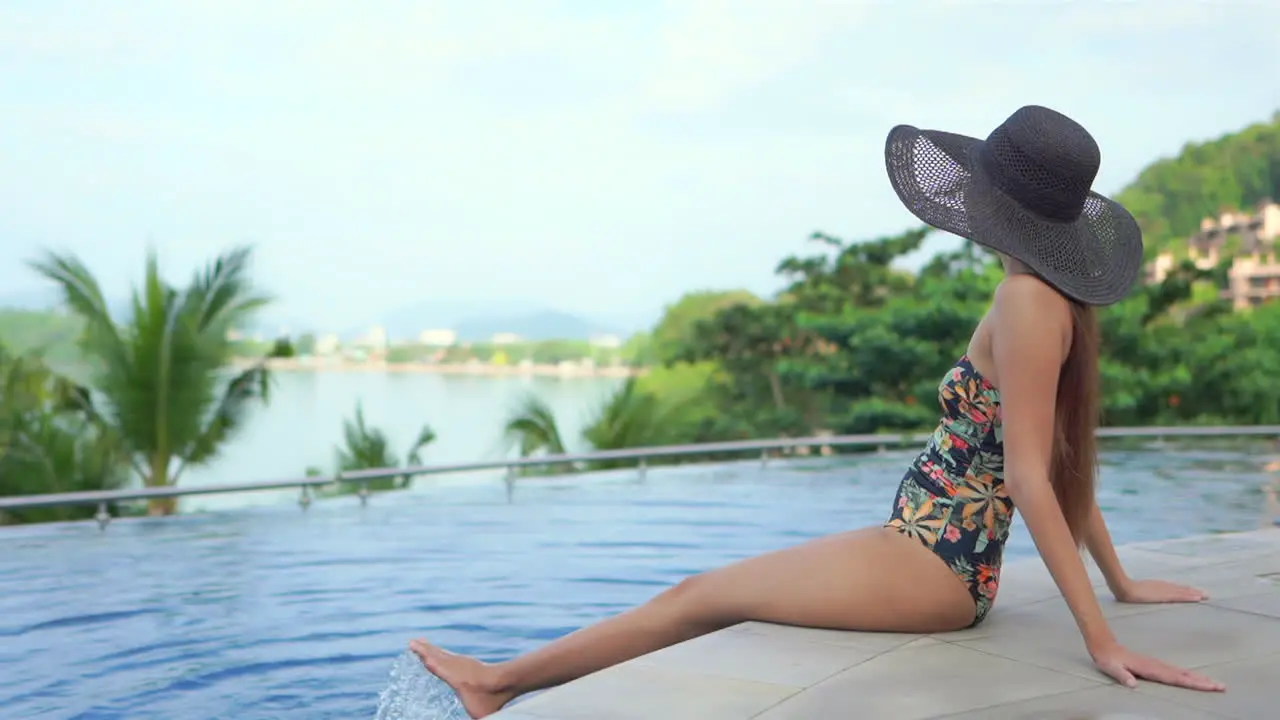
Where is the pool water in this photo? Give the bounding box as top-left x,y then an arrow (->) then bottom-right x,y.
2,447 -> 1276,719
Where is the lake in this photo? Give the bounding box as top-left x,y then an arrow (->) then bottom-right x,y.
179,371 -> 625,511
2,444 -> 1277,719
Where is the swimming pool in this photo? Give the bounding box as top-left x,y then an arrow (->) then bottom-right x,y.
2,445 -> 1275,719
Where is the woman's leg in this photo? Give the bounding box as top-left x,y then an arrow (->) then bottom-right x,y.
410,526 -> 975,718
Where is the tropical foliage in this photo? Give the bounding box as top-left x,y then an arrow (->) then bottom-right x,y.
0,345 -> 130,525
665,228 -> 1280,440
1116,111 -> 1280,254
28,246 -> 285,516
502,372 -> 707,474
305,402 -> 437,494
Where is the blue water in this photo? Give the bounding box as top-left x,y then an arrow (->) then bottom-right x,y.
2,446 -> 1276,719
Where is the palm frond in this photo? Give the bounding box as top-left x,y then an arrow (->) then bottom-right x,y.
174,362 -> 271,480
336,402 -> 398,471
582,379 -> 690,469
405,424 -> 437,467
26,251 -> 128,368
188,246 -> 273,334
502,393 -> 567,457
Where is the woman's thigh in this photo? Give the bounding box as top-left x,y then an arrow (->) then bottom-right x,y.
684,526 -> 978,634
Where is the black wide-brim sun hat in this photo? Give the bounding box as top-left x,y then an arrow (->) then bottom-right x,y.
884,105 -> 1144,306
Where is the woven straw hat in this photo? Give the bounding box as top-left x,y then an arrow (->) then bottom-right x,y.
885,105 -> 1144,306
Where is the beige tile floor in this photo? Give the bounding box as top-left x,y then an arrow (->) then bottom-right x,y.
490,529 -> 1280,720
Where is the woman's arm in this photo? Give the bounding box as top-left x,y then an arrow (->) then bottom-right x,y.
1084,502 -> 1130,597
991,278 -> 1222,691
991,278 -> 1116,653
1085,501 -> 1209,603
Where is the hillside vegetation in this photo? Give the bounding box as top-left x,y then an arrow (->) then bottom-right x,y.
0,309 -> 83,366
1115,111 -> 1280,254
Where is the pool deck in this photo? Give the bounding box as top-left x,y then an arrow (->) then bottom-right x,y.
491,528 -> 1280,719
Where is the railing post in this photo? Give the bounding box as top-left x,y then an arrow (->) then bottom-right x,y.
94,502 -> 110,531
637,458 -> 647,481
504,466 -> 516,503
298,485 -> 312,511
760,449 -> 769,467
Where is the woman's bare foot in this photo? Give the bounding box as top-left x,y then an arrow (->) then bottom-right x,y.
409,639 -> 516,719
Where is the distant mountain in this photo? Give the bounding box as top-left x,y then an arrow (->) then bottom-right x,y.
358,299 -> 515,341
453,309 -> 617,342
365,299 -> 627,342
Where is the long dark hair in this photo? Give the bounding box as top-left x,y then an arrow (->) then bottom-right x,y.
1051,300 -> 1101,547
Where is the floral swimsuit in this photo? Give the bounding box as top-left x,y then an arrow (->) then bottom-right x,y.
885,355 -> 1014,626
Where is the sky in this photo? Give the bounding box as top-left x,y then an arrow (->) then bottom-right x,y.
2,0 -> 1278,335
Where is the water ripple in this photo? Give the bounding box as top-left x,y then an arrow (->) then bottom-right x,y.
3,608 -> 165,638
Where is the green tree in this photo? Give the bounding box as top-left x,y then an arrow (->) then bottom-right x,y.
29,246 -> 285,516
581,378 -> 688,469
619,331 -> 656,366
501,378 -> 700,474
0,345 -> 130,525
775,227 -> 931,313
650,290 -> 762,365
271,336 -> 296,358
1115,113 -> 1280,254
295,333 -> 317,356
675,302 -> 809,436
387,344 -> 430,363
527,339 -> 593,364
502,393 -> 570,473
307,402 -> 436,493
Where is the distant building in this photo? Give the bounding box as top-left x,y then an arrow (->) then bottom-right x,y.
589,334 -> 622,349
418,329 -> 458,346
1227,252 -> 1280,310
357,325 -> 389,348
350,325 -> 389,361
315,333 -> 340,356
1146,199 -> 1280,310
490,332 -> 521,345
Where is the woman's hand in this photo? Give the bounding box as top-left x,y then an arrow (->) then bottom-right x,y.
1090,641 -> 1225,691
1114,578 -> 1208,604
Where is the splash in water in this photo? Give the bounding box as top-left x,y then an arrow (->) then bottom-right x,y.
375,650 -> 469,720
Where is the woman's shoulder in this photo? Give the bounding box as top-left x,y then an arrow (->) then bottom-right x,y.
992,275 -> 1072,327
994,273 -> 1068,305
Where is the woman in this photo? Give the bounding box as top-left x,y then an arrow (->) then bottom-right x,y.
410,106 -> 1226,718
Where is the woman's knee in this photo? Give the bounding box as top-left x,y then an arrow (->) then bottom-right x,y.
655,572 -> 738,628
659,573 -> 708,607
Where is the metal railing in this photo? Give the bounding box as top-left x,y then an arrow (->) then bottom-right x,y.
2,425 -> 1278,530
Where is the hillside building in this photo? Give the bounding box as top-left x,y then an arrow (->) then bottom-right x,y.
1145,199 -> 1280,309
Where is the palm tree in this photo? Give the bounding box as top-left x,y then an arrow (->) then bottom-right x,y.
502,379 -> 691,474
0,345 -> 130,524
502,393 -> 573,475
582,378 -> 689,469
29,246 -> 282,516
308,402 -> 436,493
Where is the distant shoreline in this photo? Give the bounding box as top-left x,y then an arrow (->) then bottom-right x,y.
232,356 -> 646,378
